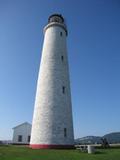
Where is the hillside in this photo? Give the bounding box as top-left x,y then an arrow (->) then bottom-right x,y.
75,136 -> 101,144
103,132 -> 120,144
75,132 -> 120,144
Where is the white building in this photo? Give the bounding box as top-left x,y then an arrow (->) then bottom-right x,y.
12,122 -> 31,144
30,14 -> 74,149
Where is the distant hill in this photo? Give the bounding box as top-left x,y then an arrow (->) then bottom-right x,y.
103,132 -> 120,144
75,136 -> 101,144
75,132 -> 120,144
0,140 -> 12,145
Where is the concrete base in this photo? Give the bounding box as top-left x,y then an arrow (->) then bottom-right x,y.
30,144 -> 74,149
87,145 -> 95,154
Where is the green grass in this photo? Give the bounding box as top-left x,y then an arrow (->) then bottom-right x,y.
0,145 -> 120,160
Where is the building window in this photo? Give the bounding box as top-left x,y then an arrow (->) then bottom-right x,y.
18,135 -> 22,142
62,86 -> 65,94
60,32 -> 62,36
61,55 -> 64,62
64,128 -> 67,137
28,135 -> 31,142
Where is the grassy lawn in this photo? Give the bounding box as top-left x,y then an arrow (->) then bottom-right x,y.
0,145 -> 120,160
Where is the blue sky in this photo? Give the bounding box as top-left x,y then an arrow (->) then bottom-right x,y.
0,0 -> 120,140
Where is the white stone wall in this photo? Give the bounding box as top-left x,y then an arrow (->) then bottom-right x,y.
12,123 -> 31,144
30,22 -> 74,145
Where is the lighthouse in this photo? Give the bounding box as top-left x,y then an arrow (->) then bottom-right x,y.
30,14 -> 74,149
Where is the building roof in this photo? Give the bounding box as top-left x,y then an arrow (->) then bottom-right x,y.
12,122 -> 31,129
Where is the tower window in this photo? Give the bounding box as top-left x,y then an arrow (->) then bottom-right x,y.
61,55 -> 64,62
60,32 -> 62,36
64,128 -> 67,137
62,86 -> 65,94
18,135 -> 22,142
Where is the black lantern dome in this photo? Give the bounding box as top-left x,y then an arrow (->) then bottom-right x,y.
44,14 -> 68,36
48,14 -> 64,24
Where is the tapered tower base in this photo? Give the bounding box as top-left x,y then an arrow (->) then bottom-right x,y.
30,144 -> 74,149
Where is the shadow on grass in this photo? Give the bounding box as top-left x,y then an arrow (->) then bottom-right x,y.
95,151 -> 106,154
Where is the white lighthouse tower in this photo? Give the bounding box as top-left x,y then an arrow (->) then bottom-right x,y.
30,14 -> 74,149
